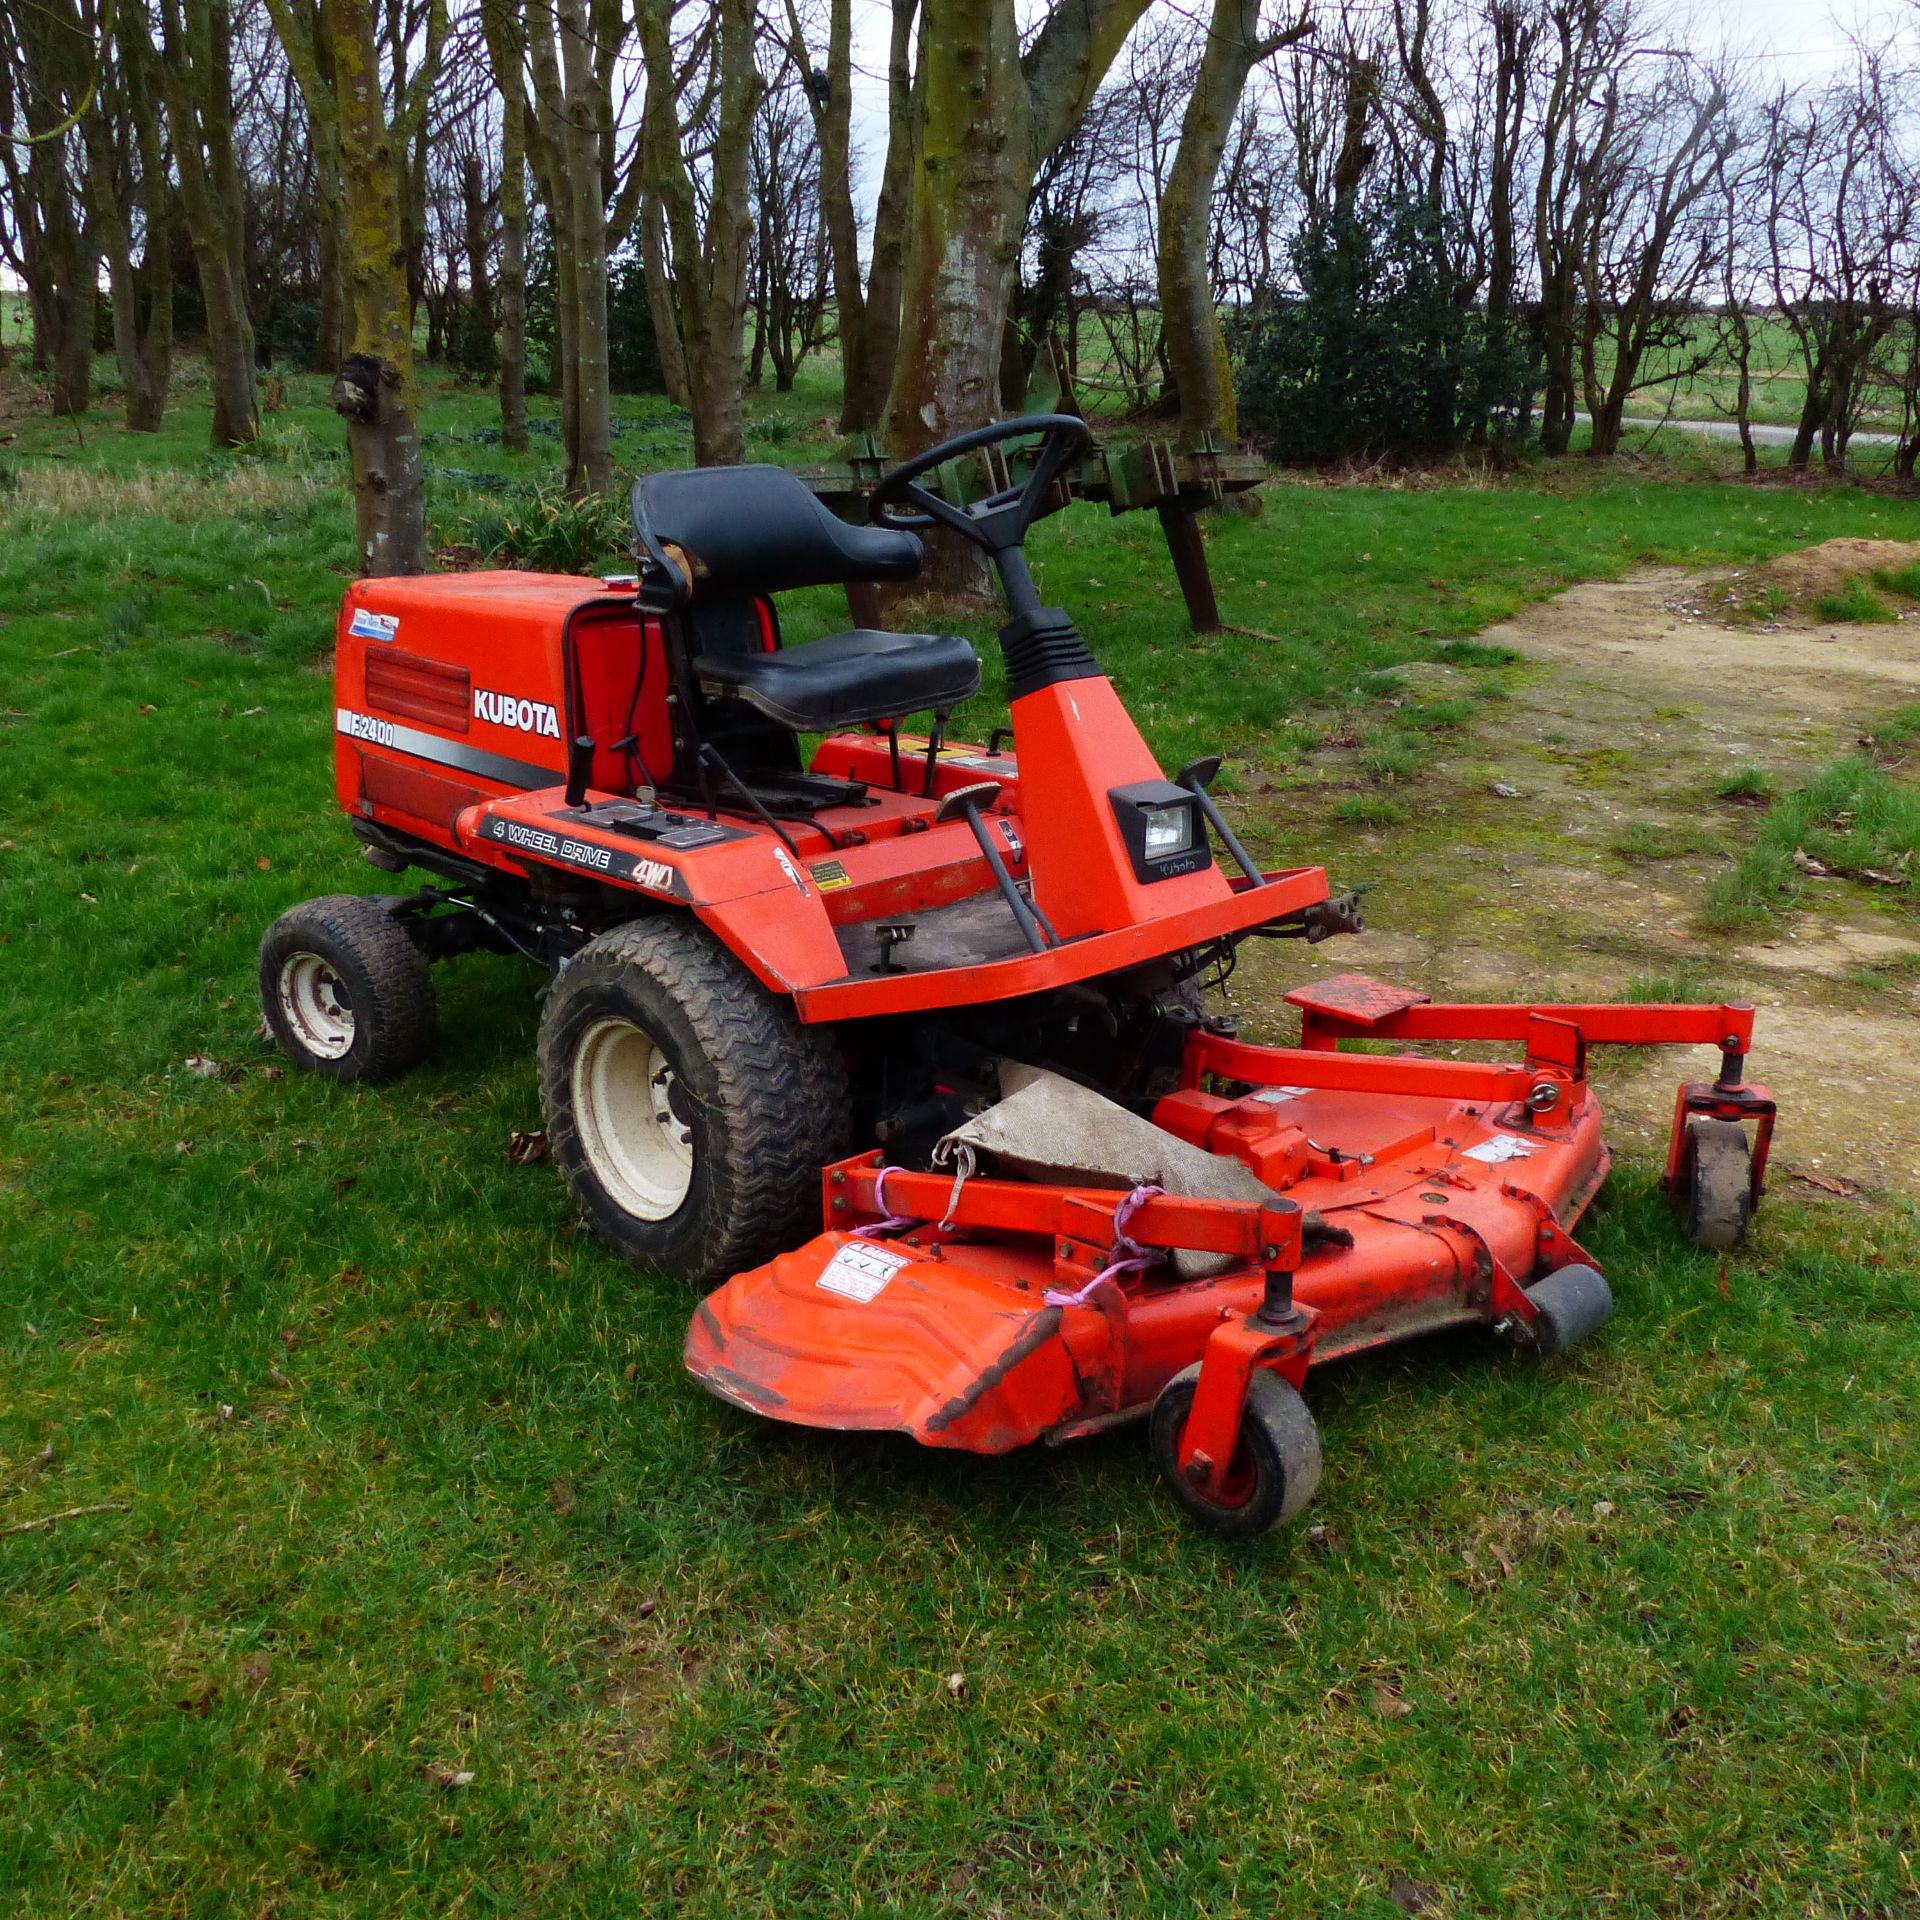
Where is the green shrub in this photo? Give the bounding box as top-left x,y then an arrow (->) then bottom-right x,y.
1813,577 -> 1894,623
1334,793 -> 1408,827
465,482 -> 630,574
1610,820 -> 1716,861
1716,765 -> 1773,803
1706,754 -> 1920,927
1236,195 -> 1538,465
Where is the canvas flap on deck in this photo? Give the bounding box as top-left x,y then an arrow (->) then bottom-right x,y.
938,1064 -> 1272,1279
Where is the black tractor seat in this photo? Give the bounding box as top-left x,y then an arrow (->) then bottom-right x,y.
693,628 -> 981,732
633,464 -> 924,601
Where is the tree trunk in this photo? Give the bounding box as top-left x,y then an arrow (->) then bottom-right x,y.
157,0 -> 258,446
315,210 -> 347,370
497,86 -> 530,452
884,0 -> 1026,454
113,10 -> 176,431
321,0 -> 426,574
882,0 -> 1149,592
787,0 -> 867,432
638,0 -> 759,466
49,283 -> 95,417
556,0 -> 612,492
639,201 -> 692,409
521,0 -> 611,493
857,0 -> 919,432
1157,0 -> 1304,443
882,0 -> 1027,593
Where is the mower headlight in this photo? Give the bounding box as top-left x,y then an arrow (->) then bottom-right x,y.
1141,804 -> 1195,859
1109,781 -> 1212,882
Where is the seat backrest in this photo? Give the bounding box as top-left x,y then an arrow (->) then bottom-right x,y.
633,465 -> 923,601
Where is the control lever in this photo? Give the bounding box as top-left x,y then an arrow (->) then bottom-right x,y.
934,781 -> 1051,954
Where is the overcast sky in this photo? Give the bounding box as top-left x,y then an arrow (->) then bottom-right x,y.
832,0 -> 1908,220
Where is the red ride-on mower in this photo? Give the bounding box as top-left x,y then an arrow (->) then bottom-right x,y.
263,414 -> 1774,1533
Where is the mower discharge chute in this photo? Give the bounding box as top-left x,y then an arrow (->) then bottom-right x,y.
262,413 -> 1774,1536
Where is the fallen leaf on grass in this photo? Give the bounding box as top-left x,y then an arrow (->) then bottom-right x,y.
506,1129 -> 549,1166
425,1764 -> 475,1790
1370,1679 -> 1413,1719
241,1654 -> 273,1686
80,891 -> 99,905
183,1054 -> 224,1079
174,1139 -> 194,1156
1389,1870 -> 1439,1915
1791,848 -> 1835,877
174,1680 -> 219,1716
548,1476 -> 576,1515
946,1671 -> 967,1699
255,856 -> 272,872
1792,1169 -> 1863,1197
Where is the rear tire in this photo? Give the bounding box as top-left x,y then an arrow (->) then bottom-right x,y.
259,894 -> 435,1083
1682,1117 -> 1753,1251
1149,1363 -> 1322,1538
538,917 -> 850,1284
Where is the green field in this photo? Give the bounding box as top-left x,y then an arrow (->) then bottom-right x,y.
3,362 -> 1920,1916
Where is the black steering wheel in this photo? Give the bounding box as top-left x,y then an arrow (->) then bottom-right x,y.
871,413 -> 1092,554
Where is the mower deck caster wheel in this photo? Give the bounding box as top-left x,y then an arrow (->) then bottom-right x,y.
539,917 -> 850,1286
1681,1117 -> 1753,1251
1149,1364 -> 1322,1538
259,894 -> 435,1083
1521,1263 -> 1613,1358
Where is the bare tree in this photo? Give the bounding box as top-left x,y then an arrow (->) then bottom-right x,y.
637,0 -> 763,466
1578,53 -> 1736,456
0,0 -> 103,415
1765,45 -> 1916,472
748,57 -> 829,393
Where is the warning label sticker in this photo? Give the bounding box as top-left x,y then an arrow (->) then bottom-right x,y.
1464,1133 -> 1534,1164
816,1239 -> 912,1303
1252,1085 -> 1314,1105
348,608 -> 400,642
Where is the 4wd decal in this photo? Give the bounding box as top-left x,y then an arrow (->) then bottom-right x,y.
476,815 -> 685,897
473,687 -> 564,739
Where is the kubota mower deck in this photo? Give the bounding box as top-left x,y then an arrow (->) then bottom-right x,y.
688,979 -> 1774,1534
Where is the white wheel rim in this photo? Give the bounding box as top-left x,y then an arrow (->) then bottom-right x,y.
278,951 -> 356,1058
572,1016 -> 695,1220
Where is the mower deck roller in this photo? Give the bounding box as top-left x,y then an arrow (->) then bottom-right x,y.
265,413 -> 1776,1535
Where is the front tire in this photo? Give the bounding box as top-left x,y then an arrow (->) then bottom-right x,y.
259,894 -> 435,1083
538,917 -> 850,1284
1681,1117 -> 1753,1251
1149,1363 -> 1322,1538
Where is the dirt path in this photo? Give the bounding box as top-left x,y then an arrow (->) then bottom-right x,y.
1235,560 -> 1920,1199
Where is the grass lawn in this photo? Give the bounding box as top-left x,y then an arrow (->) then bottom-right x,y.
4,364 -> 1920,1916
